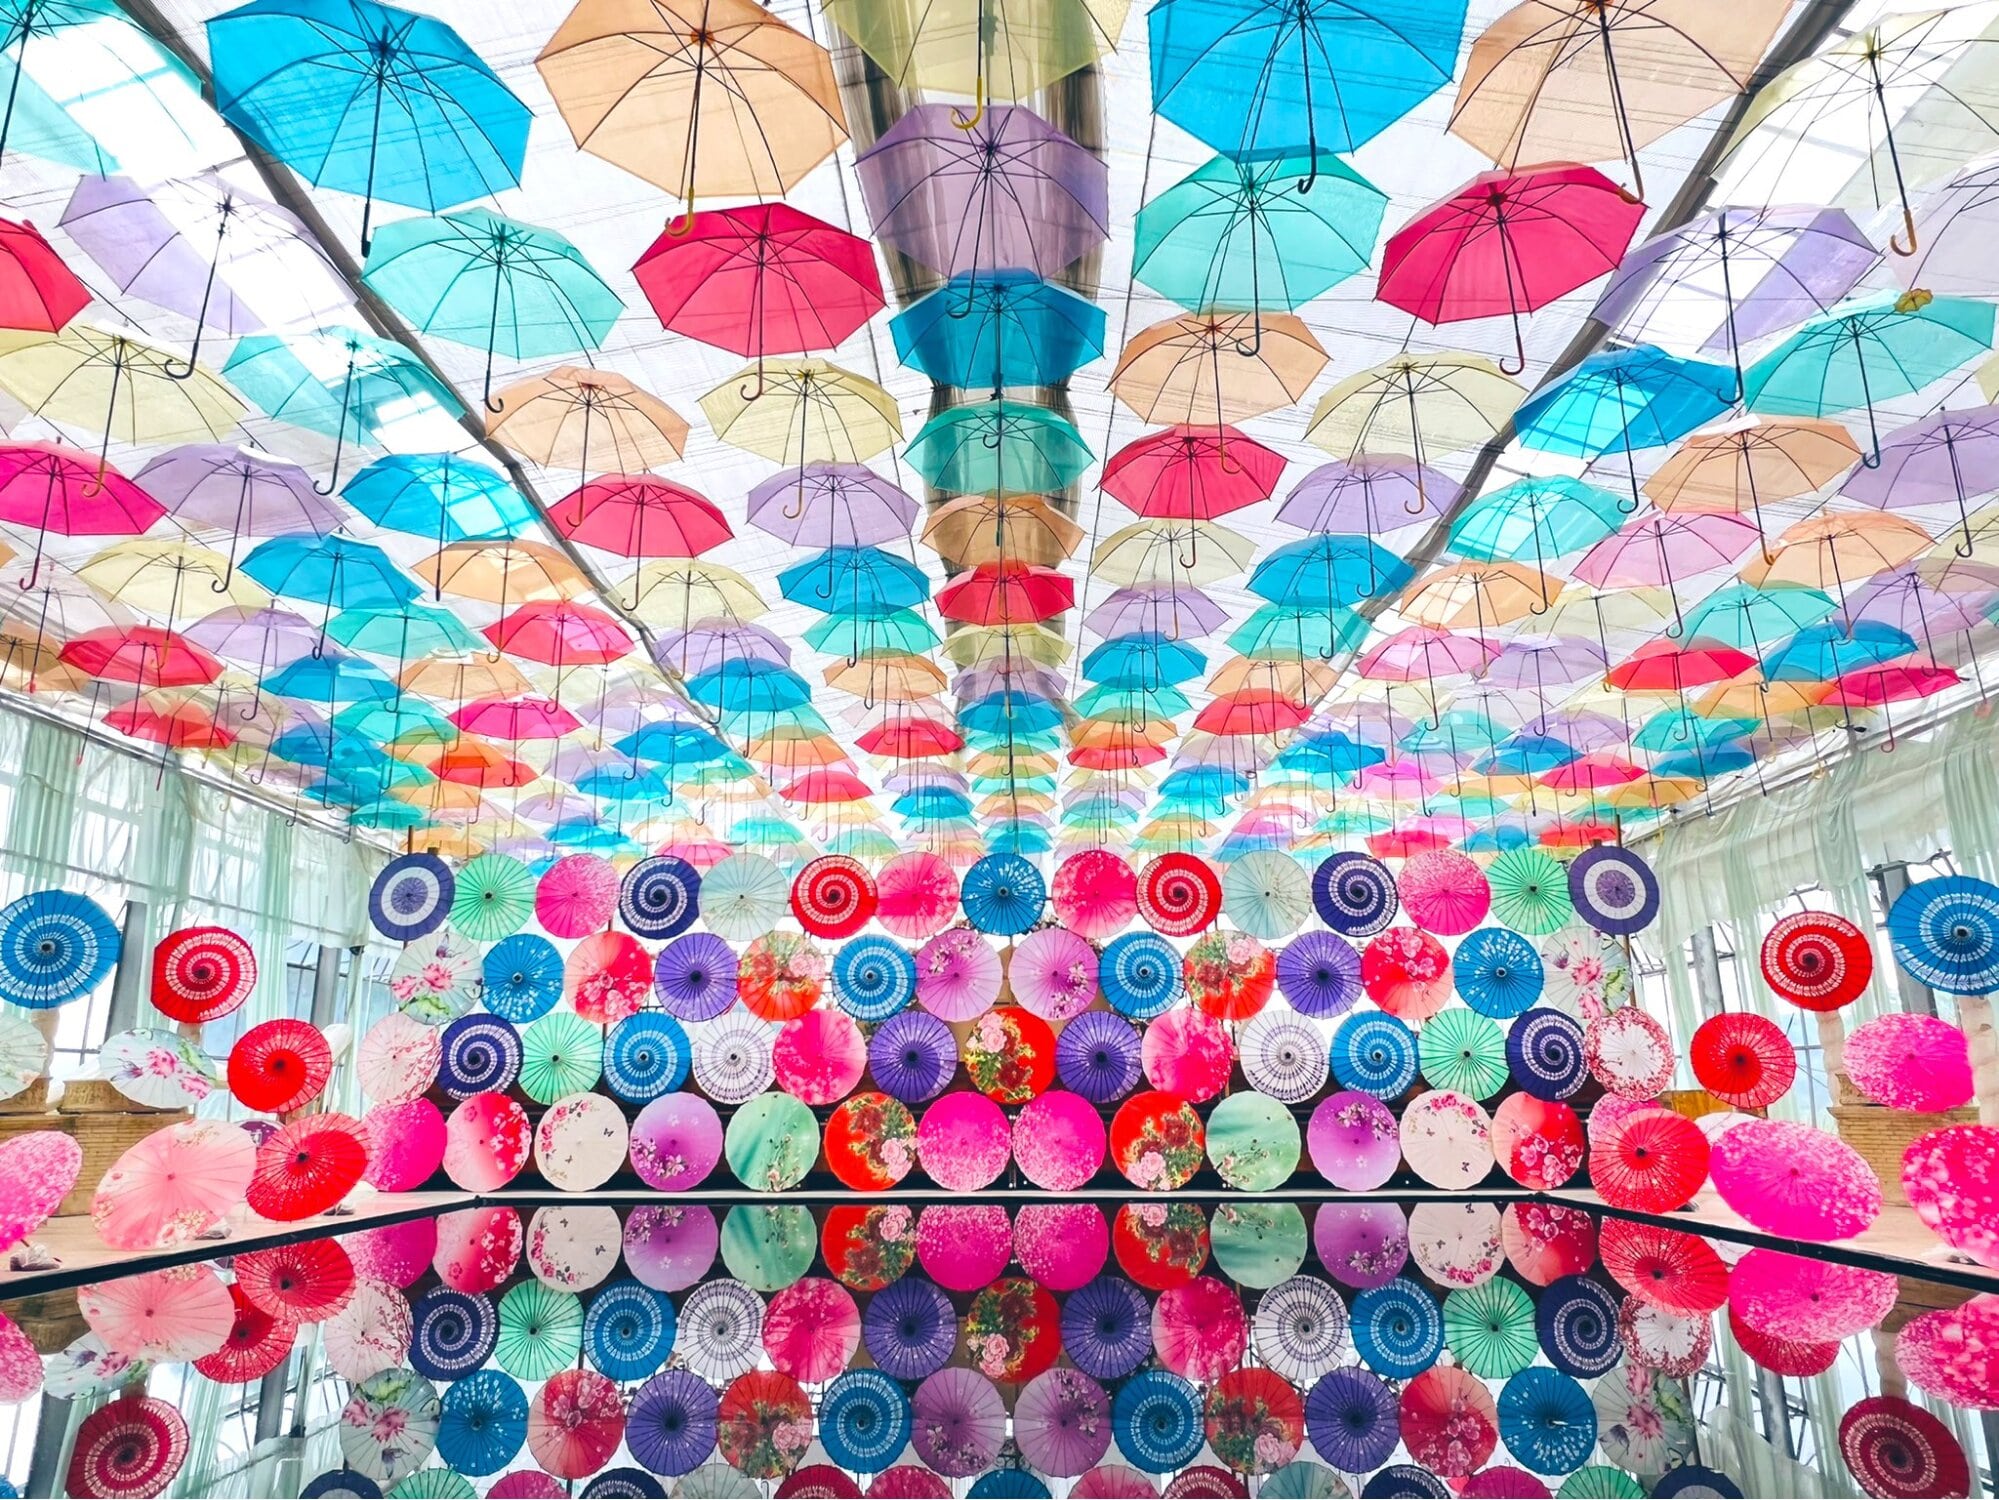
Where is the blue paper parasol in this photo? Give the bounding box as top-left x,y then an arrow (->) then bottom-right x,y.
961,852 -> 1045,935
1497,1367 -> 1596,1476
820,1368 -> 913,1472
437,1014 -> 521,1098
1112,1370 -> 1203,1472
1536,1275 -> 1622,1377
626,1369 -> 718,1477
653,932 -> 738,1021
1276,930 -> 1364,1018
436,1369 -> 526,1476
620,855 -> 702,940
409,1288 -> 497,1381
370,853 -> 453,941
1888,873 -> 1999,995
832,935 -> 918,1022
480,934 -> 561,1023
867,1010 -> 957,1104
1304,1366 -> 1399,1473
301,1472 -> 381,1498
585,1279 -> 675,1383
1060,1276 -> 1153,1380
1312,853 -> 1398,936
970,1473 -> 1051,1499
1505,1008 -> 1588,1100
1099,932 -> 1183,1018
863,1276 -> 956,1380
1568,845 -> 1660,937
1358,1465 -> 1448,1498
0,890 -> 119,1009
582,1470 -> 667,1499
1055,1011 -> 1144,1103
1331,1012 -> 1419,1098
1452,927 -> 1545,1018
604,1013 -> 692,1103
1351,1277 -> 1442,1379
1652,1467 -> 1744,1497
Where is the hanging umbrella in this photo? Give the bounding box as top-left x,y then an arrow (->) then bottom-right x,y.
446,852 -> 536,940
1274,930 -> 1362,1019
1844,1013 -> 1974,1112
1239,1010 -> 1330,1103
1305,1368 -> 1399,1474
387,927 -> 478,1026
695,851 -> 788,940
705,358 -> 900,467
1710,1117 -> 1882,1241
195,1283 -> 296,1386
1400,1365 -> 1498,1479
441,1093 -> 532,1193
1532,1275 -> 1622,1380
1567,845 -> 1658,936
1311,852 -> 1399,935
1111,312 -> 1326,426
67,1395 -> 190,1500
816,1369 -> 911,1475
1453,927 -> 1545,1019
147,925 -> 254,1025
1516,345 -> 1735,506
530,1368 -> 628,1481
1597,1221 -> 1728,1316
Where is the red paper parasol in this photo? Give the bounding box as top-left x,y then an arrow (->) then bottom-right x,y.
150,925 -> 256,1023
247,1113 -> 369,1220
1587,1107 -> 1709,1213
1397,852 -> 1491,936
1360,926 -> 1451,1020
1840,1396 -> 1971,1500
718,1369 -> 812,1479
822,1203 -> 917,1291
965,1275 -> 1061,1382
1598,1219 -> 1729,1315
824,1092 -> 918,1192
1114,1201 -> 1211,1290
962,1006 -> 1056,1104
1500,1203 -> 1596,1286
1761,911 -> 1872,1010
1489,1094 -> 1583,1190
434,1205 -> 523,1294
530,1368 -> 628,1479
1731,1247 -> 1897,1341
1903,1124 -> 1999,1267
235,1237 -> 356,1323
762,1277 -> 860,1383
1054,849 -> 1138,939
1710,1117 -> 1882,1241
1202,1367 -> 1303,1476
565,930 -> 653,1026
443,1092 -> 531,1192
781,1465 -> 864,1500
1153,1276 -> 1247,1381
1138,852 -> 1222,936
793,855 -> 879,938
1398,1365 -> 1498,1479
1583,1007 -> 1674,1098
1184,930 -> 1275,1021
741,932 -> 828,1022
1730,1306 -> 1839,1378
227,1018 -> 333,1114
1844,1013 -> 1974,1112
193,1283 -> 296,1384
1689,1011 -> 1796,1108
869,1467 -> 949,1499
67,1395 -> 189,1500
1111,1091 -> 1206,1190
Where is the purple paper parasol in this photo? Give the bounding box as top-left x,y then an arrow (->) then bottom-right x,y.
863,1277 -> 956,1380
629,1094 -> 723,1191
1304,1366 -> 1400,1473
1061,1276 -> 1153,1381
1276,932 -> 1364,1019
1313,1202 -> 1409,1291
1014,1368 -> 1111,1478
623,1205 -> 719,1293
627,1368 -> 718,1476
869,1011 -> 957,1103
1056,1011 -> 1144,1103
1308,1091 -> 1402,1191
912,1367 -> 1007,1478
654,933 -> 737,1022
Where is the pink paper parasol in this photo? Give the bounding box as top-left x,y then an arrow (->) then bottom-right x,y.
916,1205 -> 1012,1292
0,1129 -> 80,1252
0,1311 -> 38,1404
917,1090 -> 1011,1191
565,930 -> 653,1026
1140,1006 -> 1233,1102
535,853 -> 619,937
1360,926 -> 1452,1020
625,1203 -> 719,1292
1013,1090 -> 1107,1190
1898,1295 -> 1999,1410
630,1093 -> 725,1191
530,1368 -> 627,1479
1009,926 -> 1101,1022
913,1367 -> 1006,1477
356,1012 -> 441,1105
1584,1008 -> 1675,1098
1731,1247 -> 1897,1341
773,1008 -> 866,1105
442,1092 -> 531,1192
1490,1094 -> 1583,1190
91,1118 -> 255,1250
1398,1365 -> 1497,1479
1396,852 -> 1491,935
917,928 -> 1003,1021
762,1276 -> 860,1382
869,1468 -> 946,1499
1153,1276 -> 1247,1381
343,1220 -> 435,1288
80,1263 -> 234,1361
877,851 -> 961,939
359,1099 -> 445,1192
433,1205 -> 523,1293
1015,1202 -> 1109,1291
1845,1013 -> 1974,1112
1054,849 -> 1138,940
1710,1117 -> 1881,1241
1500,1203 -> 1597,1286
1903,1123 -> 1999,1267
1307,1091 -> 1402,1191
1017,1366 -> 1113,1476
1074,1466 -> 1158,1498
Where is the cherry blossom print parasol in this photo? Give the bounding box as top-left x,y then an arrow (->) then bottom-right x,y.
1054,849 -> 1138,940
92,1117 -> 255,1249
1844,1013 -> 1974,1111
1902,1123 -> 1999,1267
1710,1117 -> 1882,1240
0,1129 -> 79,1255
1730,1247 -> 1897,1341
1397,851 -> 1491,935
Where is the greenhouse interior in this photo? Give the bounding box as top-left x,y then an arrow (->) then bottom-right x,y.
8,0 -> 1999,1497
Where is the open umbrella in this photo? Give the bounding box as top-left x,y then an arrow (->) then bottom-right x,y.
0,888 -> 119,1009
1763,909 -> 1874,1008
1689,1011 -> 1795,1108
531,1368 -> 627,1481
1844,1013 -> 1974,1112
1711,1117 -> 1882,1241
1588,1107 -> 1707,1213
1352,1278 -> 1444,1380
68,1395 -> 190,1500
249,1112 -> 369,1219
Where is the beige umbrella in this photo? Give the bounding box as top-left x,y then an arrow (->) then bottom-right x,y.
1400,560 -> 1560,629
488,365 -> 690,474
1644,419 -> 1863,558
921,494 -> 1084,568
1306,351 -> 1524,462
1109,312 -> 1326,426
0,326 -> 245,472
626,559 -> 767,626
699,358 -> 901,465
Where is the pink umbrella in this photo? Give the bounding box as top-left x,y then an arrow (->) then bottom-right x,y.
359,1099 -> 446,1192
1584,1008 -> 1675,1099
624,1203 -> 719,1292
342,1220 -> 435,1289
1015,1203 -> 1109,1291
869,1468 -> 947,1499
1731,1247 -> 1897,1341
490,1475 -> 568,1500
1499,1203 -> 1596,1287
1360,927 -> 1452,1020
913,1367 -> 1006,1477
1844,1013 -> 1974,1112
1396,851 -> 1490,935
1153,1277 -> 1246,1381
356,1012 -> 441,1105
1619,1298 -> 1712,1379
1074,1466 -> 1157,1498
80,1263 -> 234,1360
433,1205 -> 523,1294
761,1276 -> 860,1382
916,1205 -> 1012,1292
917,1091 -> 1011,1192
1009,926 -> 1100,1022
535,854 -> 618,937
918,928 -> 1003,1021
773,1008 -> 866,1105
1016,1367 -> 1112,1477
91,1118 -> 255,1250
1709,1118 -> 1881,1241
1315,1202 -> 1410,1292
1140,1006 -> 1233,1102
1307,1092 -> 1402,1191
0,1130 -> 80,1253
878,851 -> 961,939
0,1312 -> 37,1405
442,1092 -> 531,1192
1054,850 -> 1138,940
630,1093 -> 725,1191
566,931 -> 653,1026
1903,1124 -> 1999,1268
1013,1090 -> 1107,1191
1898,1295 -> 1999,1410
1462,1469 -> 1549,1499
323,1279 -> 411,1383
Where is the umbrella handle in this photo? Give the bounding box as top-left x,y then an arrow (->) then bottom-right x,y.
666,194 -> 698,239
1499,307 -> 1526,377
951,79 -> 986,132
1890,207 -> 1919,258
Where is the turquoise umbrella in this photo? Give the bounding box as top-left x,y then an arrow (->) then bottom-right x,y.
904,399 -> 1092,495
778,547 -> 929,616
1632,707 -> 1756,753
327,603 -> 483,657
1227,603 -> 1370,661
1073,682 -> 1194,718
890,270 -> 1105,390
343,453 -> 536,547
1745,292 -> 1997,461
361,209 -> 623,405
1515,344 -> 1735,507
1134,152 -> 1385,321
1446,477 -> 1627,574
0,0 -> 171,165
1249,535 -> 1413,608
241,533 -> 419,611
334,696 -> 458,745
1680,583 -> 1837,650
1083,634 -> 1207,688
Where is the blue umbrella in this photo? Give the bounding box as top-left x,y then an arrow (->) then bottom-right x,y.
686,659 -> 813,715
1250,535 -> 1413,608
343,453 -> 536,545
893,788 -> 974,820
581,1471 -> 666,1500
618,856 -> 702,940
1497,1367 -> 1596,1476
1569,845 -> 1660,937
961,852 -> 1044,934
617,722 -> 731,766
819,1368 -> 912,1472
1506,1009 -> 1588,1100
438,1014 -> 521,1098
274,723 -> 390,775
1536,1275 -> 1621,1377
961,694 -> 1064,737
1304,1367 -> 1399,1473
1359,1465 -> 1449,1498
604,1013 -> 691,1102
1653,1467 -> 1744,1498
242,534 -> 419,612
409,1288 -> 497,1381
1477,734 -> 1582,775
1331,1012 -> 1418,1098
1516,345 -> 1735,471
436,1369 -> 527,1476
861,1276 -> 955,1380
207,0 -> 530,249
890,270 -> 1106,389
1099,932 -> 1183,1017
1060,1276 -> 1153,1380
1762,620 -> 1916,680
970,1474 -> 1051,1499
1452,927 -> 1545,1018
778,547 -> 929,616
1112,1369 -> 1203,1472
0,890 -> 118,1009
263,652 -> 399,705
1312,852 -> 1398,934
832,935 -> 916,1022
1653,743 -> 1757,782
301,1472 -> 381,1498
1350,1278 -> 1442,1379
479,934 -> 561,1023
1148,0 -> 1467,160
370,853 -> 455,942
1888,873 -> 1999,995
585,1280 -> 675,1383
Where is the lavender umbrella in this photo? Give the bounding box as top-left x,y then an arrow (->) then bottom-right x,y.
1276,932 -> 1364,1019
1061,1277 -> 1153,1381
1084,585 -> 1228,642
912,1367 -> 1007,1478
747,464 -> 918,547
1484,636 -> 1607,692
627,1369 -> 718,1477
869,1011 -> 957,1103
654,933 -> 737,1022
630,1094 -> 723,1192
623,1205 -> 719,1293
863,1277 -> 956,1380
1055,1011 -> 1144,1103
1308,1092 -> 1402,1192
1841,405 -> 1999,556
1304,1367 -> 1400,1473
1277,458 -> 1455,535
1312,1202 -> 1408,1291
183,606 -> 320,674
654,624 -> 792,677
1844,569 -> 1995,646
134,444 -> 343,585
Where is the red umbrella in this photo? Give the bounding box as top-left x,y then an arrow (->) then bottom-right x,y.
1398,1365 -> 1497,1479
1689,1011 -> 1796,1108
1605,639 -> 1755,692
192,1283 -> 296,1384
1102,425 -> 1285,521
781,1465 -> 864,1500
1761,911 -> 1872,1011
780,769 -> 874,804
246,1113 -> 369,1221
1729,1307 -> 1839,1378
484,600 -> 635,666
530,1367 -> 628,1479
1839,1395 -> 1972,1500
0,442 -> 165,588
60,626 -> 222,688
450,696 -> 581,739
548,475 -> 731,556
718,1369 -> 812,1479
0,220 -> 90,333
103,693 -> 236,749
1587,1106 -> 1709,1213
938,562 -> 1075,625
150,926 -> 256,1024
1192,691 -> 1310,734
234,1237 -> 356,1322
792,855 -> 878,938
1598,1219 -> 1729,1315
430,739 -> 537,788
66,1395 -> 188,1500
857,715 -> 962,758
228,1019 -> 333,1114
1378,164 -> 1646,373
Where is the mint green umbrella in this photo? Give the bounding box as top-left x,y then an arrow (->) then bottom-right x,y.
1206,1091 -> 1300,1190
1418,1007 -> 1508,1098
1442,1279 -> 1537,1380
905,400 -> 1092,495
520,1010 -> 602,1104
449,853 -> 536,940
1208,1202 -> 1307,1289
495,1280 -> 582,1382
719,1205 -> 816,1292
724,1092 -> 818,1193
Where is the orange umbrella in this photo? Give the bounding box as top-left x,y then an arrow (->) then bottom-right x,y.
921,494 -> 1083,567
488,364 -> 689,472
1400,561 -> 1557,629
1645,420 -> 1863,554
1110,313 -> 1326,425
824,653 -> 947,701
417,541 -> 590,604
427,739 -> 539,789
1742,512 -> 1935,593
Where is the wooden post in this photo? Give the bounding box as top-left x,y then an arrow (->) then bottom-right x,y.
1956,995 -> 1999,1126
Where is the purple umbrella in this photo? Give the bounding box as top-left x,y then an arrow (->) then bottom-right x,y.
747,463 -> 917,547
1312,1201 -> 1408,1291
1574,512 -> 1764,635
1055,1011 -> 1144,1103
1304,1366 -> 1400,1473
1083,585 -> 1228,642
1060,1276 -> 1153,1381
653,624 -> 792,678
1014,1369 -> 1111,1478
654,933 -> 738,1022
135,444 -> 343,585
869,1010 -> 957,1103
863,1276 -> 956,1380
1484,636 -> 1607,692
627,1368 -> 718,1476
857,104 -> 1107,281
629,1093 -> 723,1191
912,1367 -> 1007,1478
1842,404 -> 1999,556
183,605 -> 320,675
954,665 -> 1069,701
623,1204 -> 718,1293
1277,458 -> 1455,535
1843,569 -> 1996,660
1307,1092 -> 1402,1192
1276,931 -> 1364,1019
